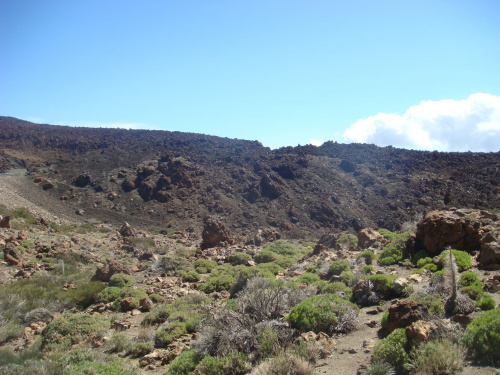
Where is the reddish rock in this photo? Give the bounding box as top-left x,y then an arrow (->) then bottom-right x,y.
415,209 -> 492,255
478,230 -> 500,267
0,215 -> 11,229
91,260 -> 132,282
119,222 -> 136,237
4,242 -> 22,265
386,300 -> 428,334
357,228 -> 383,249
201,216 -> 233,249
122,177 -> 136,192
42,179 -> 54,190
140,297 -> 154,311
120,297 -> 136,311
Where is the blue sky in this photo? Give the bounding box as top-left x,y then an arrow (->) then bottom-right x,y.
1,1 -> 500,151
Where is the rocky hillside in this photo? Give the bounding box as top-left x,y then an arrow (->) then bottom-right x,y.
1,116 -> 500,241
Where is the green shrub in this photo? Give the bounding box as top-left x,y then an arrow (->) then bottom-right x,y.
19,240 -> 35,249
149,293 -> 165,303
64,360 -> 136,375
142,294 -> 210,326
256,262 -> 284,276
421,263 -> 438,273
131,342 -> 154,357
462,308 -> 500,359
287,294 -> 357,334
200,269 -> 236,294
263,240 -> 302,256
380,311 -> 389,332
296,272 -> 321,286
328,259 -> 350,276
166,349 -> 202,375
460,285 -> 484,301
379,244 -> 402,266
109,274 -> 135,288
257,326 -> 279,357
476,295 -> 496,311
41,313 -> 110,351
110,287 -> 148,311
364,362 -> 396,375
254,250 -> 277,264
107,333 -> 133,353
372,328 -> 410,374
0,322 -> 24,343
69,281 -> 106,308
411,249 -> 430,266
409,339 -> 464,375
416,257 -> 432,268
459,271 -> 481,288
368,274 -> 395,299
339,270 -> 355,285
155,321 -> 188,347
439,249 -> 471,272
361,265 -> 374,274
337,233 -> 358,247
194,352 -> 247,375
193,259 -> 217,274
96,287 -> 122,303
230,251 -> 252,265
155,254 -> 188,276
357,250 -> 375,265
179,269 -> 201,282
378,229 -> 410,242
321,282 -> 353,300
129,236 -> 155,250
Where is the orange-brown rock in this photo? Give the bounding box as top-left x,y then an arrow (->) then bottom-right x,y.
386,300 -> 428,334
91,259 -> 132,282
406,320 -> 438,346
357,228 -> 383,249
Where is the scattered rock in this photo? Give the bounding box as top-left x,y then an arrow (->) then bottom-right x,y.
201,216 -> 233,249
140,297 -> 154,311
0,216 -> 11,229
357,228 -> 383,249
73,173 -> 91,187
119,222 -> 136,237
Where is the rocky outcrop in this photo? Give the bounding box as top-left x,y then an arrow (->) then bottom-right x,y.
415,209 -> 491,255
91,260 -> 133,282
0,215 -> 11,229
119,222 -> 136,237
201,217 -> 233,249
406,320 -> 438,346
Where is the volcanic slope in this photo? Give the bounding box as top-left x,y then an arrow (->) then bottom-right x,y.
1,116 -> 499,239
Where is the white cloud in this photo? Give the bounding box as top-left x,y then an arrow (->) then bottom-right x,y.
343,93 -> 500,152
308,138 -> 324,146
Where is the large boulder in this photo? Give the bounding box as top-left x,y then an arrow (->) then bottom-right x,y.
91,260 -> 133,282
0,215 -> 11,229
415,209 -> 496,255
478,229 -> 500,267
386,300 -> 428,334
201,217 -> 233,249
406,320 -> 438,346
357,228 -> 383,249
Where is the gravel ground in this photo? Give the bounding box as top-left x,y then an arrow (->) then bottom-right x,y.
0,169 -> 82,224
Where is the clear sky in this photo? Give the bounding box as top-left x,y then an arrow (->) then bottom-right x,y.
1,1 -> 500,151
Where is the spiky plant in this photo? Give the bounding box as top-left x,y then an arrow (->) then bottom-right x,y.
444,249 -> 474,317
364,362 -> 395,375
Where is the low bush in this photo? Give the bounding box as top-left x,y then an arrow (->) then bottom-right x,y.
131,341 -> 154,357
96,286 -> 122,303
367,274 -> 395,299
153,254 -> 188,276
109,274 -> 135,288
411,249 -> 430,266
372,328 -> 410,374
193,259 -> 217,274
378,244 -> 403,266
421,263 -> 438,273
361,265 -> 374,274
0,322 -> 23,343
357,250 -> 375,265
462,307 -> 500,360
337,233 -> 358,248
129,236 -> 155,251
179,269 -> 201,282
107,333 -> 133,353
69,280 -> 106,308
321,282 -> 353,300
328,259 -> 350,276
110,287 -> 148,311
155,321 -> 188,347
65,360 -> 136,375
252,349 -> 315,375
230,251 -> 252,265
194,352 -> 247,375
409,339 -> 464,375
296,272 -> 322,286
439,249 -> 471,272
142,294 -> 210,326
476,295 -> 496,311
41,313 -> 110,351
416,257 -> 433,269
459,271 -> 481,288
256,262 -> 284,276
287,294 -> 358,334
363,362 -> 395,375
166,349 -> 202,375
